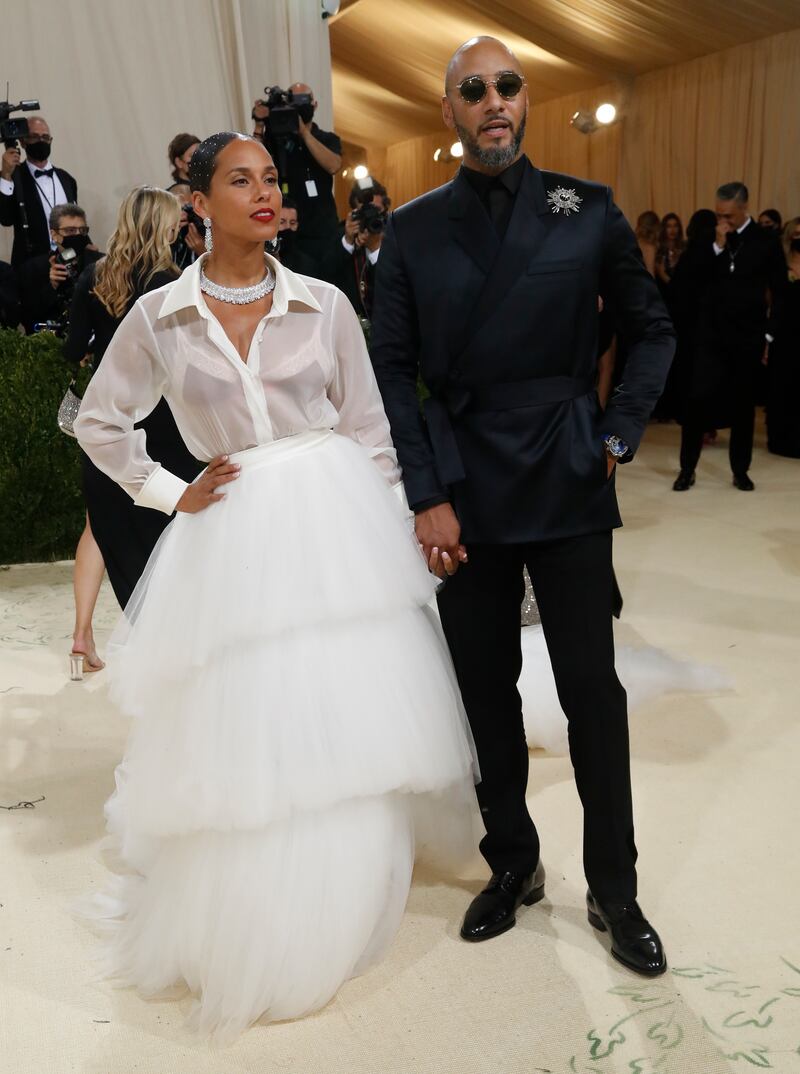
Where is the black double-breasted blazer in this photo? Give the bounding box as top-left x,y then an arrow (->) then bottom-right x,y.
370,158 -> 675,543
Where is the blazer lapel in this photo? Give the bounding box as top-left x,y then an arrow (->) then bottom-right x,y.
455,160 -> 551,369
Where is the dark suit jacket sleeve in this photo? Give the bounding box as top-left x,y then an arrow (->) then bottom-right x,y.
62,263 -> 95,365
0,186 -> 16,227
370,213 -> 448,508
597,189 -> 676,459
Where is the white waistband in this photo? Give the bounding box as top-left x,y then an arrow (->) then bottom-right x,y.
229,429 -> 334,470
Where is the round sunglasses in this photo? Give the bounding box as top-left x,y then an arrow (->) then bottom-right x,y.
456,71 -> 525,105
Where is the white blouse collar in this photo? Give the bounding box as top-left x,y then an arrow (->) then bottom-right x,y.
157,252 -> 322,321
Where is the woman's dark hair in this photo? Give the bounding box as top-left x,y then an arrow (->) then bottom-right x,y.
188,132 -> 264,194
686,208 -> 717,245
658,212 -> 684,249
167,132 -> 201,182
348,178 -> 391,211
759,208 -> 782,230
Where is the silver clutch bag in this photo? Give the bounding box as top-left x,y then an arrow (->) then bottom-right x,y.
57,382 -> 82,438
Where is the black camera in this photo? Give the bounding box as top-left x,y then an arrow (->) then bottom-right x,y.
54,243 -> 80,282
1,97 -> 40,148
182,203 -> 206,233
352,202 -> 387,236
257,86 -> 314,138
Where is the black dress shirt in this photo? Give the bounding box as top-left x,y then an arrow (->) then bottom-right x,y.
460,154 -> 526,240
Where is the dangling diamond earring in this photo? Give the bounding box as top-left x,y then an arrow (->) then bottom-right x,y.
203,217 -> 213,253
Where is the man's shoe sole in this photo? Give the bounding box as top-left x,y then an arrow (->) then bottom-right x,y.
460,883 -> 545,943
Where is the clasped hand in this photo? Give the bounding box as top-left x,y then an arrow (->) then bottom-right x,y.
176,455 -> 240,513
414,502 -> 468,579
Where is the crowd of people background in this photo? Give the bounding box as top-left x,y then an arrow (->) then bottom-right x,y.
0,89 -> 798,672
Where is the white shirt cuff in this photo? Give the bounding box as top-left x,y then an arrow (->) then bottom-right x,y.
713,242 -> 724,255
391,480 -> 412,517
133,466 -> 189,515
366,247 -> 380,265
342,236 -> 355,255
0,177 -> 14,197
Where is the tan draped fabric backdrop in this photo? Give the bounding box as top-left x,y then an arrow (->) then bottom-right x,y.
0,0 -> 333,262
377,28 -> 800,227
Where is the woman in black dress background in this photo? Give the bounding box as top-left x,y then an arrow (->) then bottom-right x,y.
65,186 -> 203,676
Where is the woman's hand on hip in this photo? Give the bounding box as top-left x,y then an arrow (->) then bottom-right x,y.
175,455 -> 240,513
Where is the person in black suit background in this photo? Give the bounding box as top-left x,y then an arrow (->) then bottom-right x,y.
672,182 -> 787,491
371,36 -> 674,977
17,203 -> 103,333
0,258 -> 20,328
0,116 -> 78,268
327,177 -> 389,322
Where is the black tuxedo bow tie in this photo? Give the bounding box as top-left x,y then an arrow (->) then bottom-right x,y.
34,168 -> 54,178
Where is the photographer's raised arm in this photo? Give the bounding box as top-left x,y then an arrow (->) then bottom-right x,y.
298,117 -> 342,176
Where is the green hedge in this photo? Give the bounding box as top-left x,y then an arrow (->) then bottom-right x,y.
0,328 -> 91,564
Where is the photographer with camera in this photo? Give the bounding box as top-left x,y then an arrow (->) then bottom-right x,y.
17,203 -> 102,334
329,177 -> 390,322
0,115 -> 79,268
166,182 -> 206,269
253,82 -> 342,263
275,196 -> 316,275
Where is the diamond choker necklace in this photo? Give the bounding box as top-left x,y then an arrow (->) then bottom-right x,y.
199,257 -> 276,305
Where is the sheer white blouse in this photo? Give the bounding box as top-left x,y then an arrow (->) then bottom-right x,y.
74,254 -> 401,515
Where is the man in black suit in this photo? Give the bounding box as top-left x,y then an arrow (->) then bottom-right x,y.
673,182 -> 787,492
371,37 -> 675,977
327,178 -> 390,320
0,116 -> 78,268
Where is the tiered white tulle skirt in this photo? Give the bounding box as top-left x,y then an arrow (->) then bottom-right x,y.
78,430 -> 479,1044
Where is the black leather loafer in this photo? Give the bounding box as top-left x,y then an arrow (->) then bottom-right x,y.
672,471 -> 695,491
732,472 -> 755,490
587,891 -> 667,976
460,861 -> 546,942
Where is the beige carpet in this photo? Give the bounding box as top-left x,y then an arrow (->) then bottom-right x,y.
2,419 -> 800,1074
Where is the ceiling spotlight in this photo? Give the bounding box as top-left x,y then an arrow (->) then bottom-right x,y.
433,147 -> 442,162
570,110 -> 597,135
353,164 -> 369,180
450,141 -> 464,158
342,168 -> 349,178
596,103 -> 617,125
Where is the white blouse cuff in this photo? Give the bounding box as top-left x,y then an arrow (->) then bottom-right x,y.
391,480 -> 412,516
134,466 -> 189,515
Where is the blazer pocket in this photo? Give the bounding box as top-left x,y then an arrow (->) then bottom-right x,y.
527,258 -> 583,275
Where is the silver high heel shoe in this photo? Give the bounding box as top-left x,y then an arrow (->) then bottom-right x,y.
69,652 -> 85,681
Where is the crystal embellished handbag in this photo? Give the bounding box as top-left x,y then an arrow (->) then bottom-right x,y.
57,380 -> 83,438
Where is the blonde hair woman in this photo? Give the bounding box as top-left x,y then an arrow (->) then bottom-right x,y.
64,186 -> 203,677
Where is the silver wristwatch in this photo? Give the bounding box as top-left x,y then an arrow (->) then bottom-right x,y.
603,434 -> 629,459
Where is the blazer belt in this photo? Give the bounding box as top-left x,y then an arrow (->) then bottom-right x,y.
423,374 -> 595,486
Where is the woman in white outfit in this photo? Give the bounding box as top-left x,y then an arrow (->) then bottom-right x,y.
74,133 -> 477,1043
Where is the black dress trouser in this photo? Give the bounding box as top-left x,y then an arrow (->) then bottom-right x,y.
436,530 -> 637,904
679,347 -> 760,476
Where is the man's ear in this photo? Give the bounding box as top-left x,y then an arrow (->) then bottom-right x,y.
441,94 -> 455,132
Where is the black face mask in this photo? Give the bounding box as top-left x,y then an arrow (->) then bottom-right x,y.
25,140 -> 52,162
61,234 -> 91,256
791,238 -> 800,254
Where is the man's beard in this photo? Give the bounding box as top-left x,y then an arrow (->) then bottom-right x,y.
456,112 -> 526,170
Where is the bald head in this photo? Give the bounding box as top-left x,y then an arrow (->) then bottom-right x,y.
445,36 -> 522,94
290,82 -> 313,98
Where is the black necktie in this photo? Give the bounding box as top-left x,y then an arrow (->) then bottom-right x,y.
34,168 -> 54,178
